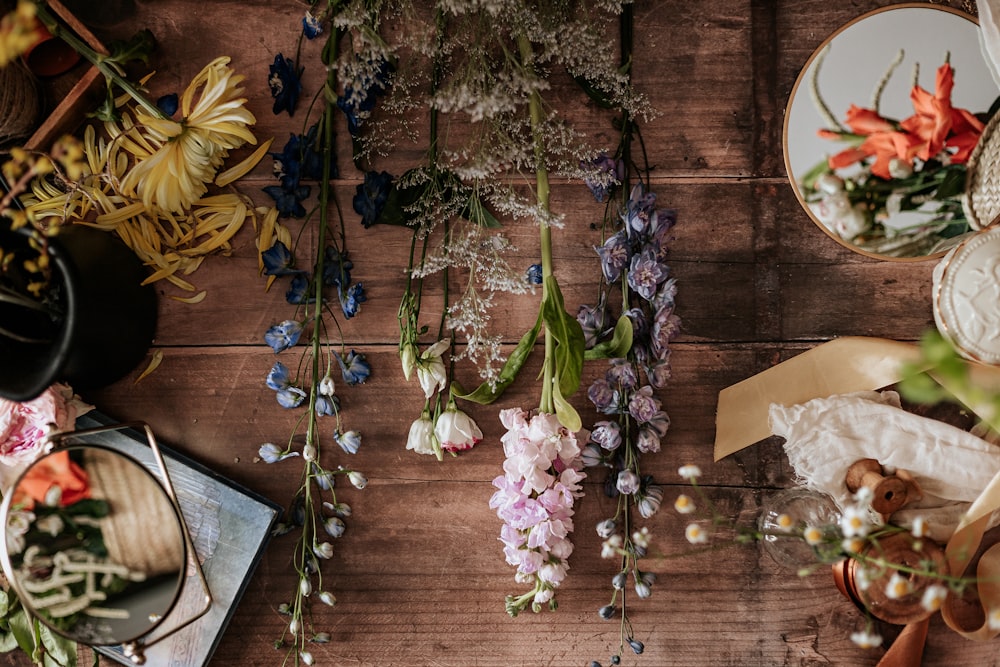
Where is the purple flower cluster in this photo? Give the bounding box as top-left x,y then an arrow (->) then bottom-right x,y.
489,408 -> 586,615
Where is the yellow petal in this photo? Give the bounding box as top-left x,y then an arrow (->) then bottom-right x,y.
134,349 -> 163,384
215,137 -> 273,187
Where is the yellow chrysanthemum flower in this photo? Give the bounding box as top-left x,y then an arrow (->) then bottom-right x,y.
121,56 -> 257,213
0,1 -> 37,68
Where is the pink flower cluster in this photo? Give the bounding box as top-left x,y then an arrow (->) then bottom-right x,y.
489,408 -> 585,608
0,384 -> 84,466
0,384 -> 89,490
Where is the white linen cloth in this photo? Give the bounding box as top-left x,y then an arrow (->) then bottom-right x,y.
769,390 -> 1000,542
981,0 -> 1000,88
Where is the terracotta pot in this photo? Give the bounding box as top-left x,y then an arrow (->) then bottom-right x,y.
0,225 -> 157,401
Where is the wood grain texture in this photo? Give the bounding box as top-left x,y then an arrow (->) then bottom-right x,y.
14,0 -> 998,665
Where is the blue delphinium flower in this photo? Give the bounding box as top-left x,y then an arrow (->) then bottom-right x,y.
269,53 -> 302,116
266,361 -> 292,390
339,283 -> 366,319
263,183 -> 311,218
259,442 -> 300,463
262,241 -> 304,277
335,430 -> 361,454
352,170 -> 393,227
324,516 -> 346,538
272,125 -> 328,189
526,263 -> 543,285
337,350 -> 371,385
265,320 -> 303,353
277,386 -> 308,408
302,10 -> 323,39
286,274 -> 315,305
314,394 -> 340,417
322,246 -> 353,287
156,93 -> 178,117
337,56 -> 392,137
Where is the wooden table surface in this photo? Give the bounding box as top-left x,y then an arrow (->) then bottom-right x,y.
20,0 -> 1000,665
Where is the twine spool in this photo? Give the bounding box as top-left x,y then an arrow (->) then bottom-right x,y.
0,60 -> 40,147
85,448 -> 186,578
833,533 -> 948,626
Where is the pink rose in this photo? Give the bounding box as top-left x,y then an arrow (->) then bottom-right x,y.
0,383 -> 86,467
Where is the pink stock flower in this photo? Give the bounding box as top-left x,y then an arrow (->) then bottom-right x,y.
490,407 -> 585,615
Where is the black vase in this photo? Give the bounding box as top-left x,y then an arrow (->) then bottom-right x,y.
0,225 -> 157,401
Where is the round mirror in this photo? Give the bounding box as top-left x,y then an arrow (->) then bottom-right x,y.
783,4 -> 999,259
0,445 -> 186,646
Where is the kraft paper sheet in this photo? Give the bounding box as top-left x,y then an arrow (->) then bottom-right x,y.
712,336 -> 1000,661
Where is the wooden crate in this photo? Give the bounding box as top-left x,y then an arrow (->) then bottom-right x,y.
23,0 -> 107,151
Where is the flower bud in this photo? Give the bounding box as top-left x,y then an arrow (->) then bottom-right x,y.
596,518 -> 616,538
318,591 -> 337,607
347,470 -> 368,489
300,578 -> 312,597
598,604 -> 616,620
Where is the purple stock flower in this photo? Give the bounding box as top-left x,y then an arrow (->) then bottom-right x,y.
646,356 -> 673,389
627,247 -> 667,301
595,231 -> 629,283
606,358 -> 638,390
581,153 -> 622,202
577,304 -> 604,349
590,421 -> 622,451
628,386 -> 661,424
651,307 -> 681,360
636,426 -> 661,454
616,469 -> 641,495
587,377 -> 619,414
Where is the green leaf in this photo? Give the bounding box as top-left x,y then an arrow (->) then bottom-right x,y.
106,29 -> 156,66
935,167 -> 966,200
39,623 -> 75,667
461,192 -> 502,228
7,608 -> 35,655
541,276 -> 585,398
584,314 -> 633,360
371,180 -> 424,227
570,72 -> 615,109
454,314 -> 542,404
552,378 -> 582,432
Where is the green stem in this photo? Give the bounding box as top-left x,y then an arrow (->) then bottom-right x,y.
517,33 -> 555,416
33,2 -> 166,119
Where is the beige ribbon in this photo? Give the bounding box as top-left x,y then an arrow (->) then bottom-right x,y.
713,336 -> 1000,662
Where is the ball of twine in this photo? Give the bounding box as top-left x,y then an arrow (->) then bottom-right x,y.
0,61 -> 41,147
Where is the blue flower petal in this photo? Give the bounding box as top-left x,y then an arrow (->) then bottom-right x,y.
269,53 -> 303,116
337,350 -> 371,385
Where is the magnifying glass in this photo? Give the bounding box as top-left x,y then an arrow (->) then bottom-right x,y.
0,423 -> 212,665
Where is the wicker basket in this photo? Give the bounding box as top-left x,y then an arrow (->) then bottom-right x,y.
963,110 -> 1000,230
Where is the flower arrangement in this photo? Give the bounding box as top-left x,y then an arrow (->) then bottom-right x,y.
0,382 -> 90,666
674,463 -> 992,650
253,3 -> 379,664
800,49 -> 987,256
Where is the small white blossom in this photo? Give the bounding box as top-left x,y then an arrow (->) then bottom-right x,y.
348,470 -> 368,489
803,525 -> 823,546
685,523 -> 707,545
601,534 -> 623,559
850,630 -> 882,649
989,607 -> 1000,630
631,527 -> 651,549
921,584 -> 948,612
678,465 -> 701,481
674,494 -> 696,514
840,506 -> 870,538
911,516 -> 928,538
884,572 -> 912,600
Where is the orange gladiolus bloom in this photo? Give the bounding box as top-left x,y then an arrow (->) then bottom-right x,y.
12,450 -> 90,509
820,62 -> 983,179
900,62 -> 984,164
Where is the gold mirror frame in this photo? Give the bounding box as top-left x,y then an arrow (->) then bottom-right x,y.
0,423 -> 212,665
783,3 -> 994,261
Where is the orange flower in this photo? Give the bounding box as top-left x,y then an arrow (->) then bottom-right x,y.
819,62 -> 983,179
899,63 -> 984,164
12,450 -> 90,509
